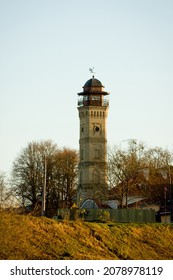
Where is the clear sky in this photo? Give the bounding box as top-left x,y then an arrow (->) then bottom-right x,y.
0,0 -> 173,175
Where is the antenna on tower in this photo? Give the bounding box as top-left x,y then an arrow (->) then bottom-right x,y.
89,67 -> 95,78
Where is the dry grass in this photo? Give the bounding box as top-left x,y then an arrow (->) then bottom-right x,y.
0,210 -> 173,260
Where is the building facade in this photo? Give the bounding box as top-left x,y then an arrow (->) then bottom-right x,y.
77,76 -> 109,207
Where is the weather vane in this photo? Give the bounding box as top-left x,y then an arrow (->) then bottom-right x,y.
89,67 -> 95,78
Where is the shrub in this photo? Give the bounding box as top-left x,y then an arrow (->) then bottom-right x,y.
98,210 -> 111,223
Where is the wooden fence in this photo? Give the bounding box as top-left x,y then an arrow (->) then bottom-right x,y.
56,208 -> 155,223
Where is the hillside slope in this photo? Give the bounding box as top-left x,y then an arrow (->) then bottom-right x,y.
0,211 -> 173,260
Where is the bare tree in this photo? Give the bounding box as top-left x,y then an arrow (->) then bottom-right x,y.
108,140 -> 147,208
108,140 -> 173,208
144,147 -> 173,204
52,148 -> 78,209
12,140 -> 56,210
0,172 -> 6,208
0,172 -> 17,209
12,140 -> 78,216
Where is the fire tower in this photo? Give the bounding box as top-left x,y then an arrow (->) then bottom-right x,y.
77,76 -> 109,207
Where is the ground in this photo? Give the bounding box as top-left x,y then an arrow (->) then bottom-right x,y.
0,211 -> 173,260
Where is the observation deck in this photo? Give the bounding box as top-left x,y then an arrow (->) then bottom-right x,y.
77,76 -> 109,107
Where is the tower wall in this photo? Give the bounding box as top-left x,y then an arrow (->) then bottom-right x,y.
77,105 -> 109,206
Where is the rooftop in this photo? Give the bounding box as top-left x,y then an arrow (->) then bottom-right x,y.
77,76 -> 109,96
83,76 -> 104,88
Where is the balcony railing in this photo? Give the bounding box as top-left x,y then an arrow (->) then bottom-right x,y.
78,97 -> 109,107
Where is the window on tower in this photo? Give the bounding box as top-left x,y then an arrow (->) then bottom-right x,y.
93,124 -> 101,134
83,95 -> 89,106
83,96 -> 88,101
81,126 -> 84,134
81,149 -> 84,160
95,148 -> 100,159
90,96 -> 101,101
89,95 -> 101,106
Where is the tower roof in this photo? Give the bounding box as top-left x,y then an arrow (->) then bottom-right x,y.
83,76 -> 104,88
78,76 -> 109,96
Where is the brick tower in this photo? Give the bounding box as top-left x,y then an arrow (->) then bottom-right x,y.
77,76 -> 109,207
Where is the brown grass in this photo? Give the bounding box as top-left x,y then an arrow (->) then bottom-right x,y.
0,210 -> 173,260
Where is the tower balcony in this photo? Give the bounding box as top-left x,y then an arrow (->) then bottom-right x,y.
78,95 -> 109,107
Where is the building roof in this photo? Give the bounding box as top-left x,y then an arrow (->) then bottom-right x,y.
83,76 -> 104,88
77,76 -> 109,96
80,199 -> 98,209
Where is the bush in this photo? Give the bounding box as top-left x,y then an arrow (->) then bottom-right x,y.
98,210 -> 111,223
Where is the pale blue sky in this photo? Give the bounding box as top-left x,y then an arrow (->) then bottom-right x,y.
0,0 -> 173,174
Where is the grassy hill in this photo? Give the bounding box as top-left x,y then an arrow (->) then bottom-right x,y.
0,210 -> 173,260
